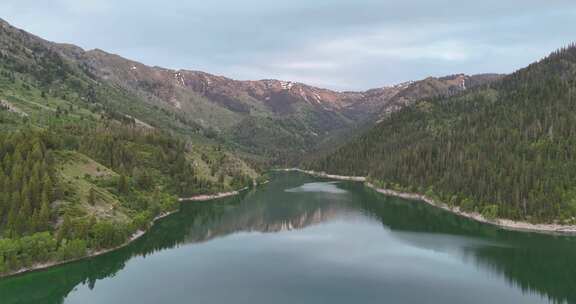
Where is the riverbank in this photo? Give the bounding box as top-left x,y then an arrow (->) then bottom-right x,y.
285,168 -> 576,235
274,168 -> 366,182
1,184 -> 264,279
179,188 -> 248,202
1,209 -> 178,279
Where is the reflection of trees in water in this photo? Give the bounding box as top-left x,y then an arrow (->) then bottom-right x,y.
469,246 -> 576,304
2,173 -> 576,304
0,173 -> 351,304
355,186 -> 576,304
180,183 -> 352,244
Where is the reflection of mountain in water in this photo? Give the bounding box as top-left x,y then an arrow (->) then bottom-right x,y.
1,172 -> 575,304
181,181 -> 354,244
0,173 -> 354,304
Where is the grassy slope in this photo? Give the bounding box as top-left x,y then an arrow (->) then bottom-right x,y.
55,151 -> 129,223
0,21 -> 262,276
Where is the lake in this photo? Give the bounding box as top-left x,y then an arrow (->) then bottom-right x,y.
1,172 -> 575,304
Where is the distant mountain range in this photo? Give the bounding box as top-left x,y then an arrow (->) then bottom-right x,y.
0,18 -> 500,164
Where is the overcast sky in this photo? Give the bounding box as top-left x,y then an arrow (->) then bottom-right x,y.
2,0 -> 575,91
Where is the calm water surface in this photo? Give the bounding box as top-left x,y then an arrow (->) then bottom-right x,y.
1,172 -> 575,304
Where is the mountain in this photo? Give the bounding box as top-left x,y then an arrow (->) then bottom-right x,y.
0,17 -> 260,193
309,44 -> 576,224
368,73 -> 502,118
0,18 -> 501,166
57,47 -> 499,122
0,18 -> 261,276
62,49 -> 500,164
0,16 -> 493,164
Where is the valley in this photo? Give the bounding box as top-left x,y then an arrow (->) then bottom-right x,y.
30,19 -> 500,165
1,9 -> 576,304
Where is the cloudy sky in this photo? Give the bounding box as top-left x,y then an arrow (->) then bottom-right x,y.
2,0 -> 575,91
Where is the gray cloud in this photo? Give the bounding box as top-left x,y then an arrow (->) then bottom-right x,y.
1,0 -> 575,90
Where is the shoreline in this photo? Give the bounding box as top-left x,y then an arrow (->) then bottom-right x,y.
179,187 -> 248,202
273,168 -> 366,182
1,184 -> 264,279
1,210 -> 178,279
284,168 -> 576,235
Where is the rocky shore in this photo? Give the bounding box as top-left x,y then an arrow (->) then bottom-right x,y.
287,168 -> 576,235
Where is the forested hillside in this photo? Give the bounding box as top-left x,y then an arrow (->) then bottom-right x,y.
310,45 -> 576,224
0,124 -> 258,275
0,20 -> 260,276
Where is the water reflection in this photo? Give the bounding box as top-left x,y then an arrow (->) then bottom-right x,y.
0,172 -> 575,304
350,182 -> 576,304
285,181 -> 348,194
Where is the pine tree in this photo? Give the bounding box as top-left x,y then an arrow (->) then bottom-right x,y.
39,196 -> 51,231
88,188 -> 96,206
10,163 -> 23,193
118,175 -> 129,194
42,174 -> 53,202
17,198 -> 32,234
57,214 -> 72,244
30,210 -> 40,232
5,205 -> 17,237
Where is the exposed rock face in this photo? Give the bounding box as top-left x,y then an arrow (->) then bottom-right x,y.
59,45 -> 500,118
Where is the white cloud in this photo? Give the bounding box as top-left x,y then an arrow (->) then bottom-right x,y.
310,23 -> 481,62
320,38 -> 471,61
377,42 -> 471,61
57,0 -> 113,14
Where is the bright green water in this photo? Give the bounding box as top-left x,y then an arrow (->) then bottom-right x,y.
1,172 -> 575,304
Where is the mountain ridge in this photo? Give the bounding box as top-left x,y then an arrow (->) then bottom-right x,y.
0,17 -> 501,164
53,44 -> 501,163
58,44 -> 501,114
